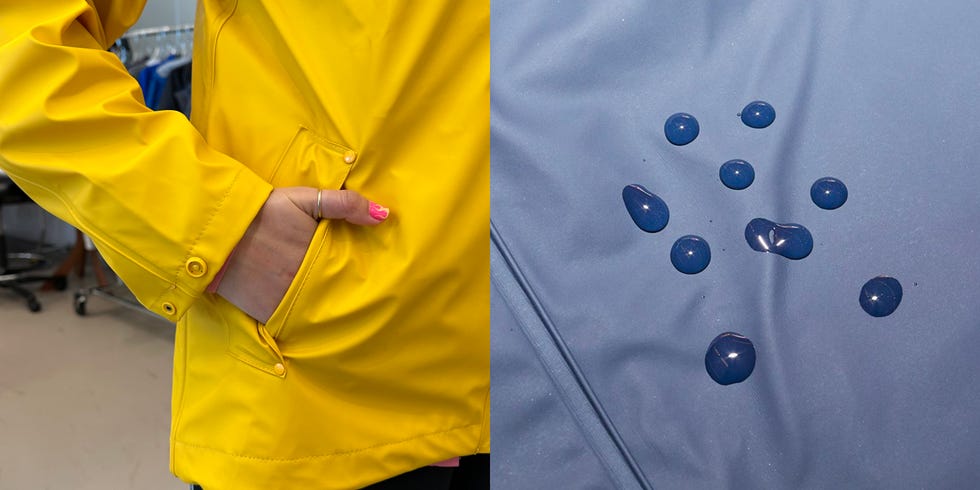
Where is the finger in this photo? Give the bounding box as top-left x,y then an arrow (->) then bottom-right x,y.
318,189 -> 390,226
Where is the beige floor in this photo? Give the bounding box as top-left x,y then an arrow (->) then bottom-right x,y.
0,278 -> 188,490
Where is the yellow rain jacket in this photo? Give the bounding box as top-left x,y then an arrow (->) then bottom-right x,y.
0,1 -> 488,488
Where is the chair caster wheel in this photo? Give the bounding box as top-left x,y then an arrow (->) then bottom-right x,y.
74,293 -> 87,316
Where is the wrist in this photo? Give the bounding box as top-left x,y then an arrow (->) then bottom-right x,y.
206,244 -> 238,294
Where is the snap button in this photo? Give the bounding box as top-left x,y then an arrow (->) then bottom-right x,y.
162,302 -> 177,316
185,257 -> 207,278
273,363 -> 286,375
343,150 -> 357,164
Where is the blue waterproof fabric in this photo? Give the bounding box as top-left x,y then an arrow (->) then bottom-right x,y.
491,1 -> 980,488
491,280 -> 618,489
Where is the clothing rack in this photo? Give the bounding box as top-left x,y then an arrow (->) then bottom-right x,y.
111,24 -> 194,66
124,23 -> 195,37
73,24 -> 194,318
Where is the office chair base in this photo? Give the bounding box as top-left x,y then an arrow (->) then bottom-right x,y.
1,252 -> 63,312
1,281 -> 42,312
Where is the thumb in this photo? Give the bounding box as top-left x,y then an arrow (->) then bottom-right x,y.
317,189 -> 390,226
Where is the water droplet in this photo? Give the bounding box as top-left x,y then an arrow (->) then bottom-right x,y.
810,177 -> 848,210
705,332 -> 756,385
744,218 -> 812,260
622,184 -> 669,232
860,276 -> 903,317
664,112 -> 700,146
670,235 -> 710,274
740,101 -> 775,128
719,159 -> 755,190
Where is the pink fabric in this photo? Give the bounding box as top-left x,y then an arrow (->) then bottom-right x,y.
430,457 -> 461,468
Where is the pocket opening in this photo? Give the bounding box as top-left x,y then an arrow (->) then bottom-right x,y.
261,219 -> 331,340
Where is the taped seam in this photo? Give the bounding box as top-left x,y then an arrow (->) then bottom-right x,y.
490,220 -> 653,490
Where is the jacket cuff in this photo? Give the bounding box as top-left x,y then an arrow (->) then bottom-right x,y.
144,166 -> 272,319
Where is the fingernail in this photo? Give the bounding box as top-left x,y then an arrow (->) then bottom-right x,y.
369,202 -> 390,221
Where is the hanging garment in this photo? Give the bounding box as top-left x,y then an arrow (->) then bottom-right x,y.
126,56 -> 149,80
490,1 -> 980,489
0,1 -> 489,489
156,60 -> 193,118
144,55 -> 189,110
135,54 -> 172,103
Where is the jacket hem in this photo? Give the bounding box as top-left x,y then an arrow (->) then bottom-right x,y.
172,422 -> 483,490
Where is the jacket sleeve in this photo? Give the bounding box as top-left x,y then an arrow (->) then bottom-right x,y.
0,0 -> 273,320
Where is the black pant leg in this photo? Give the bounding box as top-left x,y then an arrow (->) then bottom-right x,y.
360,465 -> 455,490
449,454 -> 490,490
192,460 -> 466,490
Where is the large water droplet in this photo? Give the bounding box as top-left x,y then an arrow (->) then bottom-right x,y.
810,177 -> 848,210
670,235 -> 710,274
859,276 -> 903,317
740,100 -> 775,128
664,112 -> 700,146
705,332 -> 756,385
744,218 -> 813,260
719,159 -> 755,190
623,184 -> 669,232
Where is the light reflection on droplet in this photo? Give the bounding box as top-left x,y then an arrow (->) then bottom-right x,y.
860,276 -> 902,317
705,332 -> 756,385
664,113 -> 700,146
670,235 -> 710,274
744,218 -> 813,260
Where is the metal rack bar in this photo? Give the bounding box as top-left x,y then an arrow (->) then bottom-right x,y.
122,24 -> 194,39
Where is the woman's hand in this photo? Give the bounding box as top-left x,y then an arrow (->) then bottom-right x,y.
213,187 -> 389,324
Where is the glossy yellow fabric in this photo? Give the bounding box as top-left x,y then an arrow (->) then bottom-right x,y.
0,1 -> 489,488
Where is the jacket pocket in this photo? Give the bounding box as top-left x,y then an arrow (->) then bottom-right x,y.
223,125 -> 353,376
224,216 -> 330,377
257,217 -> 391,360
261,218 -> 331,340
267,125 -> 358,190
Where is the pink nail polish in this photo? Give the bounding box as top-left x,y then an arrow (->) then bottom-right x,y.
369,202 -> 389,221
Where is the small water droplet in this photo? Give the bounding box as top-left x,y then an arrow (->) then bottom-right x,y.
745,218 -> 813,260
705,332 -> 756,385
719,159 -> 755,190
810,177 -> 848,210
670,235 -> 710,274
914,282 -> 918,287
740,100 -> 775,128
664,112 -> 700,146
860,276 -> 902,317
623,184 -> 669,232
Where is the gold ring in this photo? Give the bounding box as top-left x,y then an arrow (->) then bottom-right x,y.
315,189 -> 323,220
